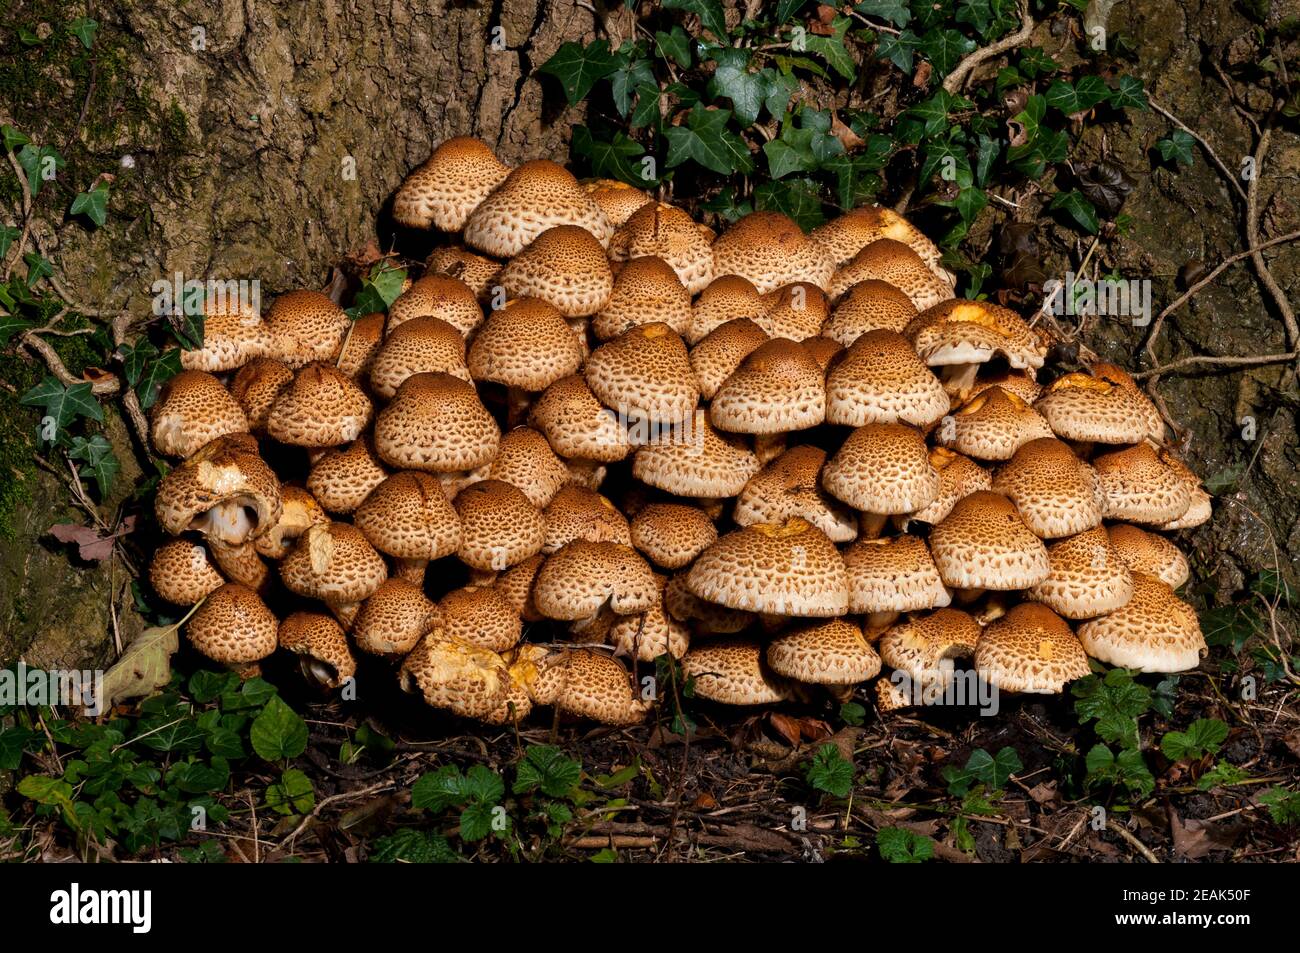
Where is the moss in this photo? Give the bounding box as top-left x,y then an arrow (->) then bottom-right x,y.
0,352 -> 42,540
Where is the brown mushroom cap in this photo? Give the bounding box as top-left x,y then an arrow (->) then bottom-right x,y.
388,274 -> 485,336
1028,526 -> 1134,619
464,159 -> 613,257
155,434 -> 283,545
823,423 -> 940,515
529,374 -> 631,463
687,518 -> 849,617
682,641 -> 796,705
592,256 -> 693,340
355,471 -> 461,564
1092,443 -> 1193,524
1077,573 -> 1206,672
373,372 -> 500,473
843,535 -> 952,615
468,296 -> 585,392
230,358 -> 294,433
991,437 -> 1105,538
608,202 -> 714,294
629,503 -> 717,570
266,362 -> 373,448
500,225 -> 615,317
975,603 -> 1090,694
821,279 -> 919,344
488,427 -> 569,507
583,178 -> 653,227
905,299 -> 1047,386
279,522 -> 388,606
1155,451 -> 1211,530
252,485 -> 329,559
150,370 -> 249,458
351,577 -> 439,656
335,313 -> 386,380
585,323 -> 699,424
929,491 -> 1051,590
813,206 -> 952,282
306,435 -> 389,514
490,553 -> 546,622
1034,371 -> 1155,444
608,574 -> 692,661
531,649 -> 650,725
710,338 -> 826,434
1107,524 -> 1190,588
533,540 -> 659,619
369,316 -> 469,398
186,583 -> 278,665
766,619 -> 882,685
538,485 -> 630,553
689,274 -> 768,343
425,247 -> 502,305
970,371 -> 1043,405
1088,361 -> 1165,442
181,302 -> 274,373
453,479 -> 547,571
825,329 -> 950,428
399,632 -> 511,720
733,445 -> 857,543
712,211 -> 834,293
206,539 -> 270,594
632,417 -> 759,497
690,317 -> 770,400
393,137 -> 510,231
664,573 -> 755,634
760,283 -> 830,341
908,447 -> 992,526
278,612 -> 358,689
878,607 -> 980,689
940,386 -> 1054,461
438,585 -> 522,652
829,239 -> 952,308
266,290 -> 350,368
150,538 -> 225,605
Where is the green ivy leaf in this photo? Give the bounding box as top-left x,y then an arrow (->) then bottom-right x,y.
609,54 -> 656,119
1156,129 -> 1195,166
653,26 -> 692,68
804,16 -> 856,81
1050,190 -> 1100,233
68,433 -> 120,498
877,826 -> 934,863
1,125 -> 30,152
1017,46 -> 1058,78
135,347 -> 181,410
20,376 -> 103,442
537,40 -> 619,107
1160,718 -> 1229,762
664,104 -> 754,175
1045,76 -> 1111,116
346,261 -> 407,319
16,143 -> 65,197
572,127 -> 650,185
0,313 -> 33,345
775,0 -> 809,24
919,28 -> 976,78
1109,75 -> 1148,110
856,0 -> 912,27
755,177 -> 825,229
70,182 -> 110,227
662,0 -> 728,40
707,48 -> 769,127
68,17 -> 98,49
249,695 -> 309,761
23,252 -> 53,287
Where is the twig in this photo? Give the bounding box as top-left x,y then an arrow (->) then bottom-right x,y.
943,0 -> 1034,94
1244,125 -> 1299,352
1132,351 -> 1299,379
1148,98 -> 1248,202
1107,818 -> 1161,863
20,330 -> 121,395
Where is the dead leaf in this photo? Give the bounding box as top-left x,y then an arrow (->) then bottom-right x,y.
97,625 -> 180,712
1283,729 -> 1300,760
912,61 -> 933,89
830,113 -> 864,151
690,792 -> 718,811
767,711 -> 806,747
1168,806 -> 1245,860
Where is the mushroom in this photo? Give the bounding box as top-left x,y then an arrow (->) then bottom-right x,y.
711,211 -> 834,293
529,374 -> 632,464
877,608 -> 981,705
760,283 -> 829,340
354,471 -> 461,584
820,279 -> 918,344
351,578 -> 440,657
542,485 -> 631,552
1028,526 -> 1134,619
904,299 -> 1047,399
906,447 -> 992,527
664,573 -> 755,635
149,538 -> 225,605
265,290 -> 350,368
533,540 -> 659,620
181,294 -> 273,372
155,433 -> 282,545
825,329 -> 950,428
207,539 -> 271,594
485,553 -> 545,622
608,202 -> 714,294
425,247 -> 503,306
843,535 -> 952,634
453,479 -> 547,572
278,612 -> 358,689
632,417 -> 759,512
766,619 -> 881,700
732,445 -> 857,543
1092,443 -> 1193,524
689,274 -> 768,343
463,159 -> 613,257
399,632 -> 512,720
822,423 -> 940,537
388,274 -> 485,336
812,206 -> 953,285
149,369 -> 249,459
306,435 -> 389,514
335,313 -> 386,380
279,522 -> 388,625
1077,573 -> 1207,672
974,603 -> 1091,694
710,337 -> 826,462
607,574 -> 691,661
392,136 -> 510,231
940,387 -> 1054,462
266,362 -> 373,448
439,585 -> 522,652
230,357 -> 294,433
252,485 -> 329,559
530,649 -> 651,725
500,225 -> 615,317
689,317 -> 769,400
928,491 -> 1051,597
629,503 -> 717,570
1107,524 -> 1190,588
584,322 -> 699,427
487,427 -> 569,508
372,372 -> 500,474
186,583 -> 278,678
682,641 -> 797,705
469,296 -> 587,425
1033,370 -> 1158,446
582,178 -> 653,227
369,316 -> 470,399
991,437 -> 1105,537
828,239 -> 952,308
592,256 -> 693,340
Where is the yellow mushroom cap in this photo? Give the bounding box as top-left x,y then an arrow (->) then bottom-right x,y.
941,386 -> 1054,461
253,485 -> 329,559
399,632 -> 512,720
582,178 -> 653,227
1034,370 -> 1156,444
829,239 -> 952,309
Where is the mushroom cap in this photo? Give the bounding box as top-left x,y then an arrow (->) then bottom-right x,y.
687,518 -> 849,617
425,248 -> 503,306
373,372 -> 500,472
306,435 -> 389,514
1088,361 -> 1165,442
438,585 -> 522,652
354,471 -> 461,561
627,500 -> 712,559
1033,371 -> 1156,444
205,538 -> 269,593
352,577 -> 439,656
970,370 -> 1043,405
488,427 -> 569,507
683,641 -> 796,705
369,315 -> 469,398
266,290 -> 350,368
253,485 -> 330,559
690,317 -> 770,400
463,159 -> 613,257
632,417 -> 759,497
335,312 -> 386,380
388,274 -> 485,336
453,479 -> 547,571
279,522 -> 388,604
975,603 -> 1090,694
929,490 -> 1051,590
583,178 -> 653,227
399,633 -> 511,720
1028,526 -> 1135,619
500,225 -> 615,317
150,370 -> 250,459
664,573 -> 755,634
1077,573 -> 1207,672
592,256 -> 693,340
491,553 -> 546,622
1154,451 -> 1210,530
533,540 -> 659,619
278,612 -> 357,688
908,447 -> 992,525
480,647 -> 540,725
800,335 -> 844,372
733,445 -> 857,543
266,362 -> 373,448
843,535 -> 952,614
905,299 -> 1046,374
941,386 -> 1054,461
1107,524 -> 1190,588
186,583 -> 278,665
392,136 -> 510,231
712,211 -> 834,293
991,437 -> 1105,538
710,338 -> 826,434
812,206 -> 952,282
878,607 -> 980,686
155,434 -> 283,545
150,538 -> 225,605
820,279 -> 919,345
760,283 -> 830,340
529,374 -> 631,462
608,575 -> 691,661
689,274 -> 768,343
585,323 -> 699,424
532,650 -> 650,725
825,329 -> 950,428
1092,443 -> 1193,523
609,202 -> 714,294
468,296 -> 585,392
181,305 -> 274,373
766,619 -> 882,685
822,423 -> 940,514
829,239 -> 952,308
230,357 -> 294,433
543,485 -> 632,552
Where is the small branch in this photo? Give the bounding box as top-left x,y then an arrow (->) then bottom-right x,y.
1148,98 -> 1248,203
20,330 -> 121,396
1107,818 -> 1161,863
1244,125 -> 1299,352
943,0 -> 1034,94
1132,351 -> 1299,379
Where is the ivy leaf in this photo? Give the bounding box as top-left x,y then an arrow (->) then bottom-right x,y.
629,82 -> 661,129
653,27 -> 693,68
20,376 -> 102,442
572,127 -> 650,185
23,252 -> 53,287
16,143 -> 65,197
1161,718 -> 1229,762
1156,129 -> 1195,166
856,0 -> 912,27
1,125 -> 30,152
135,347 -> 181,410
68,433 -> 120,498
1017,46 -> 1058,78
805,16 -> 856,81
609,54 -> 656,119
919,28 -> 976,79
973,132 -> 1000,186
877,827 -> 934,863
1050,189 -> 1100,233
707,48 -> 769,127
1109,75 -> 1148,110
346,261 -> 407,318
68,17 -> 99,49
1045,76 -> 1111,116
775,0 -> 808,24
664,104 -> 753,175
537,40 -> 619,106
662,0 -> 728,40
249,695 -> 309,761
755,178 -> 825,229
955,0 -> 994,34
0,314 -> 34,345
70,182 -> 110,227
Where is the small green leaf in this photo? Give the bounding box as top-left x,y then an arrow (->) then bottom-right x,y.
249,695 -> 309,761
1050,190 -> 1100,233
135,348 -> 182,410
537,41 -> 619,107
266,768 -> 316,815
856,0 -> 912,27
1109,75 -> 1148,110
918,28 -> 976,79
0,313 -> 34,345
412,765 -> 470,811
68,17 -> 99,49
1160,718 -> 1229,762
16,143 -> 65,197
1072,669 -> 1151,749
806,742 -> 854,798
514,744 -> 583,797
70,183 -> 110,227
1156,129 -> 1195,166
805,16 -> 857,81
1258,787 -> 1300,825
664,104 -> 754,175
68,433 -> 120,497
661,0 -> 728,40
653,27 -> 692,68
369,828 -> 457,863
458,800 -> 504,841
1,125 -> 30,152
23,252 -> 53,287
877,826 -> 934,863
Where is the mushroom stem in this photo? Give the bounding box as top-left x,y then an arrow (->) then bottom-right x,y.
826,683 -> 855,703
328,599 -> 362,629
753,433 -> 786,466
208,539 -> 271,594
228,661 -> 263,680
506,387 -> 532,428
1066,439 -> 1095,459
859,511 -> 889,539
954,587 -> 987,605
865,610 -> 900,634
941,363 -> 980,400
394,557 -> 429,587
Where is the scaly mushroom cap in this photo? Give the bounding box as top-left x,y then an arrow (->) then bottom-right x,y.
468,297 -> 585,392
760,283 -> 830,340
491,553 -> 545,622
306,435 -> 388,514
609,574 -> 691,661
878,608 -> 980,687
975,603 -> 1091,694
387,274 -> 485,335
1155,451 -> 1211,530
991,437 -> 1105,538
542,485 -> 632,552
843,535 -> 952,614
1107,524 -> 1190,588
802,335 -> 844,372
583,178 -> 653,226
529,375 -> 631,463
1089,361 -> 1165,442
929,491 -> 1050,590
712,211 -> 834,293
369,316 -> 469,398
425,248 -> 503,306
821,279 -> 918,344
206,538 -> 269,593
336,313 -> 386,379
689,274 -> 768,343
1092,443 -> 1193,523
766,619 -> 882,685
266,362 -> 373,448
822,423 -> 940,514
399,633 -> 511,720
664,573 -> 755,634
463,159 -> 613,257
593,256 -> 693,340
230,358 -> 294,433
941,387 -> 1053,461
150,538 -> 225,605
629,503 -> 718,570
829,239 -> 952,308
373,372 -> 500,472
970,370 -> 1043,405
710,338 -> 826,434
1077,573 -> 1207,672
500,225 -> 615,317
181,300 -> 274,372
609,202 -> 714,294
453,479 -> 546,571
186,583 -> 278,665
812,206 -> 952,282
632,418 -> 759,497
355,471 -> 461,562
266,290 -> 350,368
687,518 -> 849,616
253,485 -> 330,559
279,522 -> 388,604
489,427 -> 569,507
392,136 -> 510,231
155,434 -> 283,545
531,650 -> 651,725
150,370 -> 249,459
733,445 -> 857,542
351,578 -> 439,656
683,641 -> 796,705
1028,526 -> 1134,619
438,585 -> 522,652
1033,371 -> 1155,444
278,612 -> 357,688
533,540 -> 659,619
825,329 -> 950,428
690,318 -> 769,400
908,447 -> 992,525
585,323 -> 699,424
905,299 -> 1047,375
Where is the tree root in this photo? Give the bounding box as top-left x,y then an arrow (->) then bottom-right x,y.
943,0 -> 1034,94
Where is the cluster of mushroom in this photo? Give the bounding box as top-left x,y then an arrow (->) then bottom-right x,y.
145,136 -> 1210,726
